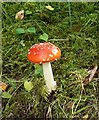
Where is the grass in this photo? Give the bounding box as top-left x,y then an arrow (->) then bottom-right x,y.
2,2 -> 98,119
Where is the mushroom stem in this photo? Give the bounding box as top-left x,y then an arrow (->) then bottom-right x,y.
42,62 -> 57,93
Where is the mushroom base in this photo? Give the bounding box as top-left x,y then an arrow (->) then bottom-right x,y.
42,62 -> 57,93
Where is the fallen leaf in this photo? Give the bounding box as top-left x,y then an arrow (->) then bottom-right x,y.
82,114 -> 89,119
67,101 -> 75,110
45,5 -> 54,11
0,82 -> 8,91
83,64 -> 98,85
15,10 -> 24,20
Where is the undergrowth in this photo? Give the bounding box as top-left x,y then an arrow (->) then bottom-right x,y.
2,2 -> 98,119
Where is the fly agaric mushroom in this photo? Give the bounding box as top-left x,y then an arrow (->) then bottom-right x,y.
27,42 -> 61,93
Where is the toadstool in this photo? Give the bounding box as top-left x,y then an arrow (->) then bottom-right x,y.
27,42 -> 61,93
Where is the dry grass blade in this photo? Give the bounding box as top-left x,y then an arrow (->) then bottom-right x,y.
46,105 -> 52,119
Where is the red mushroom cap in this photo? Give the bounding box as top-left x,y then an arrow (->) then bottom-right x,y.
27,42 -> 61,64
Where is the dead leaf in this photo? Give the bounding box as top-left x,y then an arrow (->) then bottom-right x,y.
45,5 -> 54,11
67,101 -> 75,110
82,114 -> 89,119
83,64 -> 98,85
0,82 -> 8,91
15,10 -> 24,20
70,24 -> 82,32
